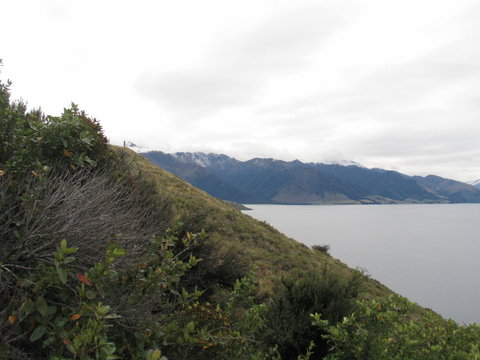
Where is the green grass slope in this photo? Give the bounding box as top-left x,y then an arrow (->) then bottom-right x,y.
114,146 -> 391,300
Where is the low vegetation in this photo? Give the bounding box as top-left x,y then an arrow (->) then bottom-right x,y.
313,295 -> 480,359
312,244 -> 331,254
2,69 -> 480,359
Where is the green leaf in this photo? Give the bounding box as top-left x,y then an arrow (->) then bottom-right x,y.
151,349 -> 162,360
57,267 -> 67,284
63,256 -> 76,264
186,321 -> 195,333
42,336 -> 56,347
20,299 -> 34,316
56,318 -> 68,328
29,325 -> 46,342
64,247 -> 78,254
36,297 -> 49,317
113,248 -> 126,257
47,305 -> 57,317
146,349 -> 163,360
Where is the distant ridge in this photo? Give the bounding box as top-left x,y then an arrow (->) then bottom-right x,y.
141,150 -> 480,205
468,179 -> 480,188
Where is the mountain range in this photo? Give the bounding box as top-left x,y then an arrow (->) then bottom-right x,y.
141,150 -> 480,205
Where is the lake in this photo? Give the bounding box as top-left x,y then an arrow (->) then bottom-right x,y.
243,204 -> 480,324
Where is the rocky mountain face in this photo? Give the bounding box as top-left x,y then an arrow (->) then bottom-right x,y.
413,175 -> 480,203
141,151 -> 480,204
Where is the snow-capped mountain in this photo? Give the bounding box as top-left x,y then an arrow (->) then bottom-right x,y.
140,151 -> 480,205
468,179 -> 480,188
123,141 -> 156,153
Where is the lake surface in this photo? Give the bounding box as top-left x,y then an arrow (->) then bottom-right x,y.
243,204 -> 480,324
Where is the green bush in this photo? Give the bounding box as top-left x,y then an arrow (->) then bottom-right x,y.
312,244 -> 330,254
0,231 -> 196,359
0,77 -> 110,177
313,295 -> 480,360
262,267 -> 364,360
38,104 -> 110,170
178,236 -> 251,299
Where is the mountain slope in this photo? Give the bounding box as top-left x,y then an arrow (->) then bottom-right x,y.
471,180 -> 480,188
142,151 -> 365,204
143,151 -> 253,202
413,175 -> 480,203
314,164 -> 441,202
142,150 -> 480,204
118,147 -> 390,297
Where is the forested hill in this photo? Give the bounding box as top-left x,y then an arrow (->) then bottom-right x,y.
142,150 -> 480,204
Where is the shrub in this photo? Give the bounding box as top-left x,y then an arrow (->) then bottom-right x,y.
178,236 -> 251,299
0,231 -> 200,359
262,267 -> 364,360
38,104 -> 110,170
313,295 -> 480,360
0,232 -> 273,359
312,244 -> 330,254
0,168 -> 170,271
0,77 -> 111,177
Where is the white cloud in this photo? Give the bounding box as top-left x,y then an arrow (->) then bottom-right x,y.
135,2 -> 347,119
2,0 -> 480,181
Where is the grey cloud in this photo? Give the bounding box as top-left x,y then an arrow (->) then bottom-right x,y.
137,70 -> 255,113
136,4 -> 347,119
227,140 -> 296,161
341,122 -> 480,180
218,6 -> 341,73
136,1 -> 480,181
253,23 -> 480,154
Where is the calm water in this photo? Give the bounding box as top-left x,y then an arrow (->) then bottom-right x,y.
243,204 -> 480,324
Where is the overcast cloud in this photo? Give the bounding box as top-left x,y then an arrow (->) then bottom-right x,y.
2,0 -> 480,181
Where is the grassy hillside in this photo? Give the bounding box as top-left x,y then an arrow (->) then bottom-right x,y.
115,146 -> 392,299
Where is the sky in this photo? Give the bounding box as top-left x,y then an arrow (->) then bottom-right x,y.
2,0 -> 480,182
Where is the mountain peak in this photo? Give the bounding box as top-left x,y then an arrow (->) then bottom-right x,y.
141,150 -> 480,205
171,152 -> 238,169
468,179 -> 480,188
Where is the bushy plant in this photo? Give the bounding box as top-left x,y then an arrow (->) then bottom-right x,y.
1,226 -> 272,359
313,295 -> 480,360
312,244 -> 330,254
0,77 -> 110,177
1,238 -> 126,359
177,236 -> 251,299
262,267 -> 364,360
0,168 -> 171,274
38,103 -> 110,170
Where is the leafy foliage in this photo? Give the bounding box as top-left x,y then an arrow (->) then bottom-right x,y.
313,295 -> 480,360
263,268 -> 364,360
1,225 -> 270,359
0,77 -> 110,177
177,235 -> 251,299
